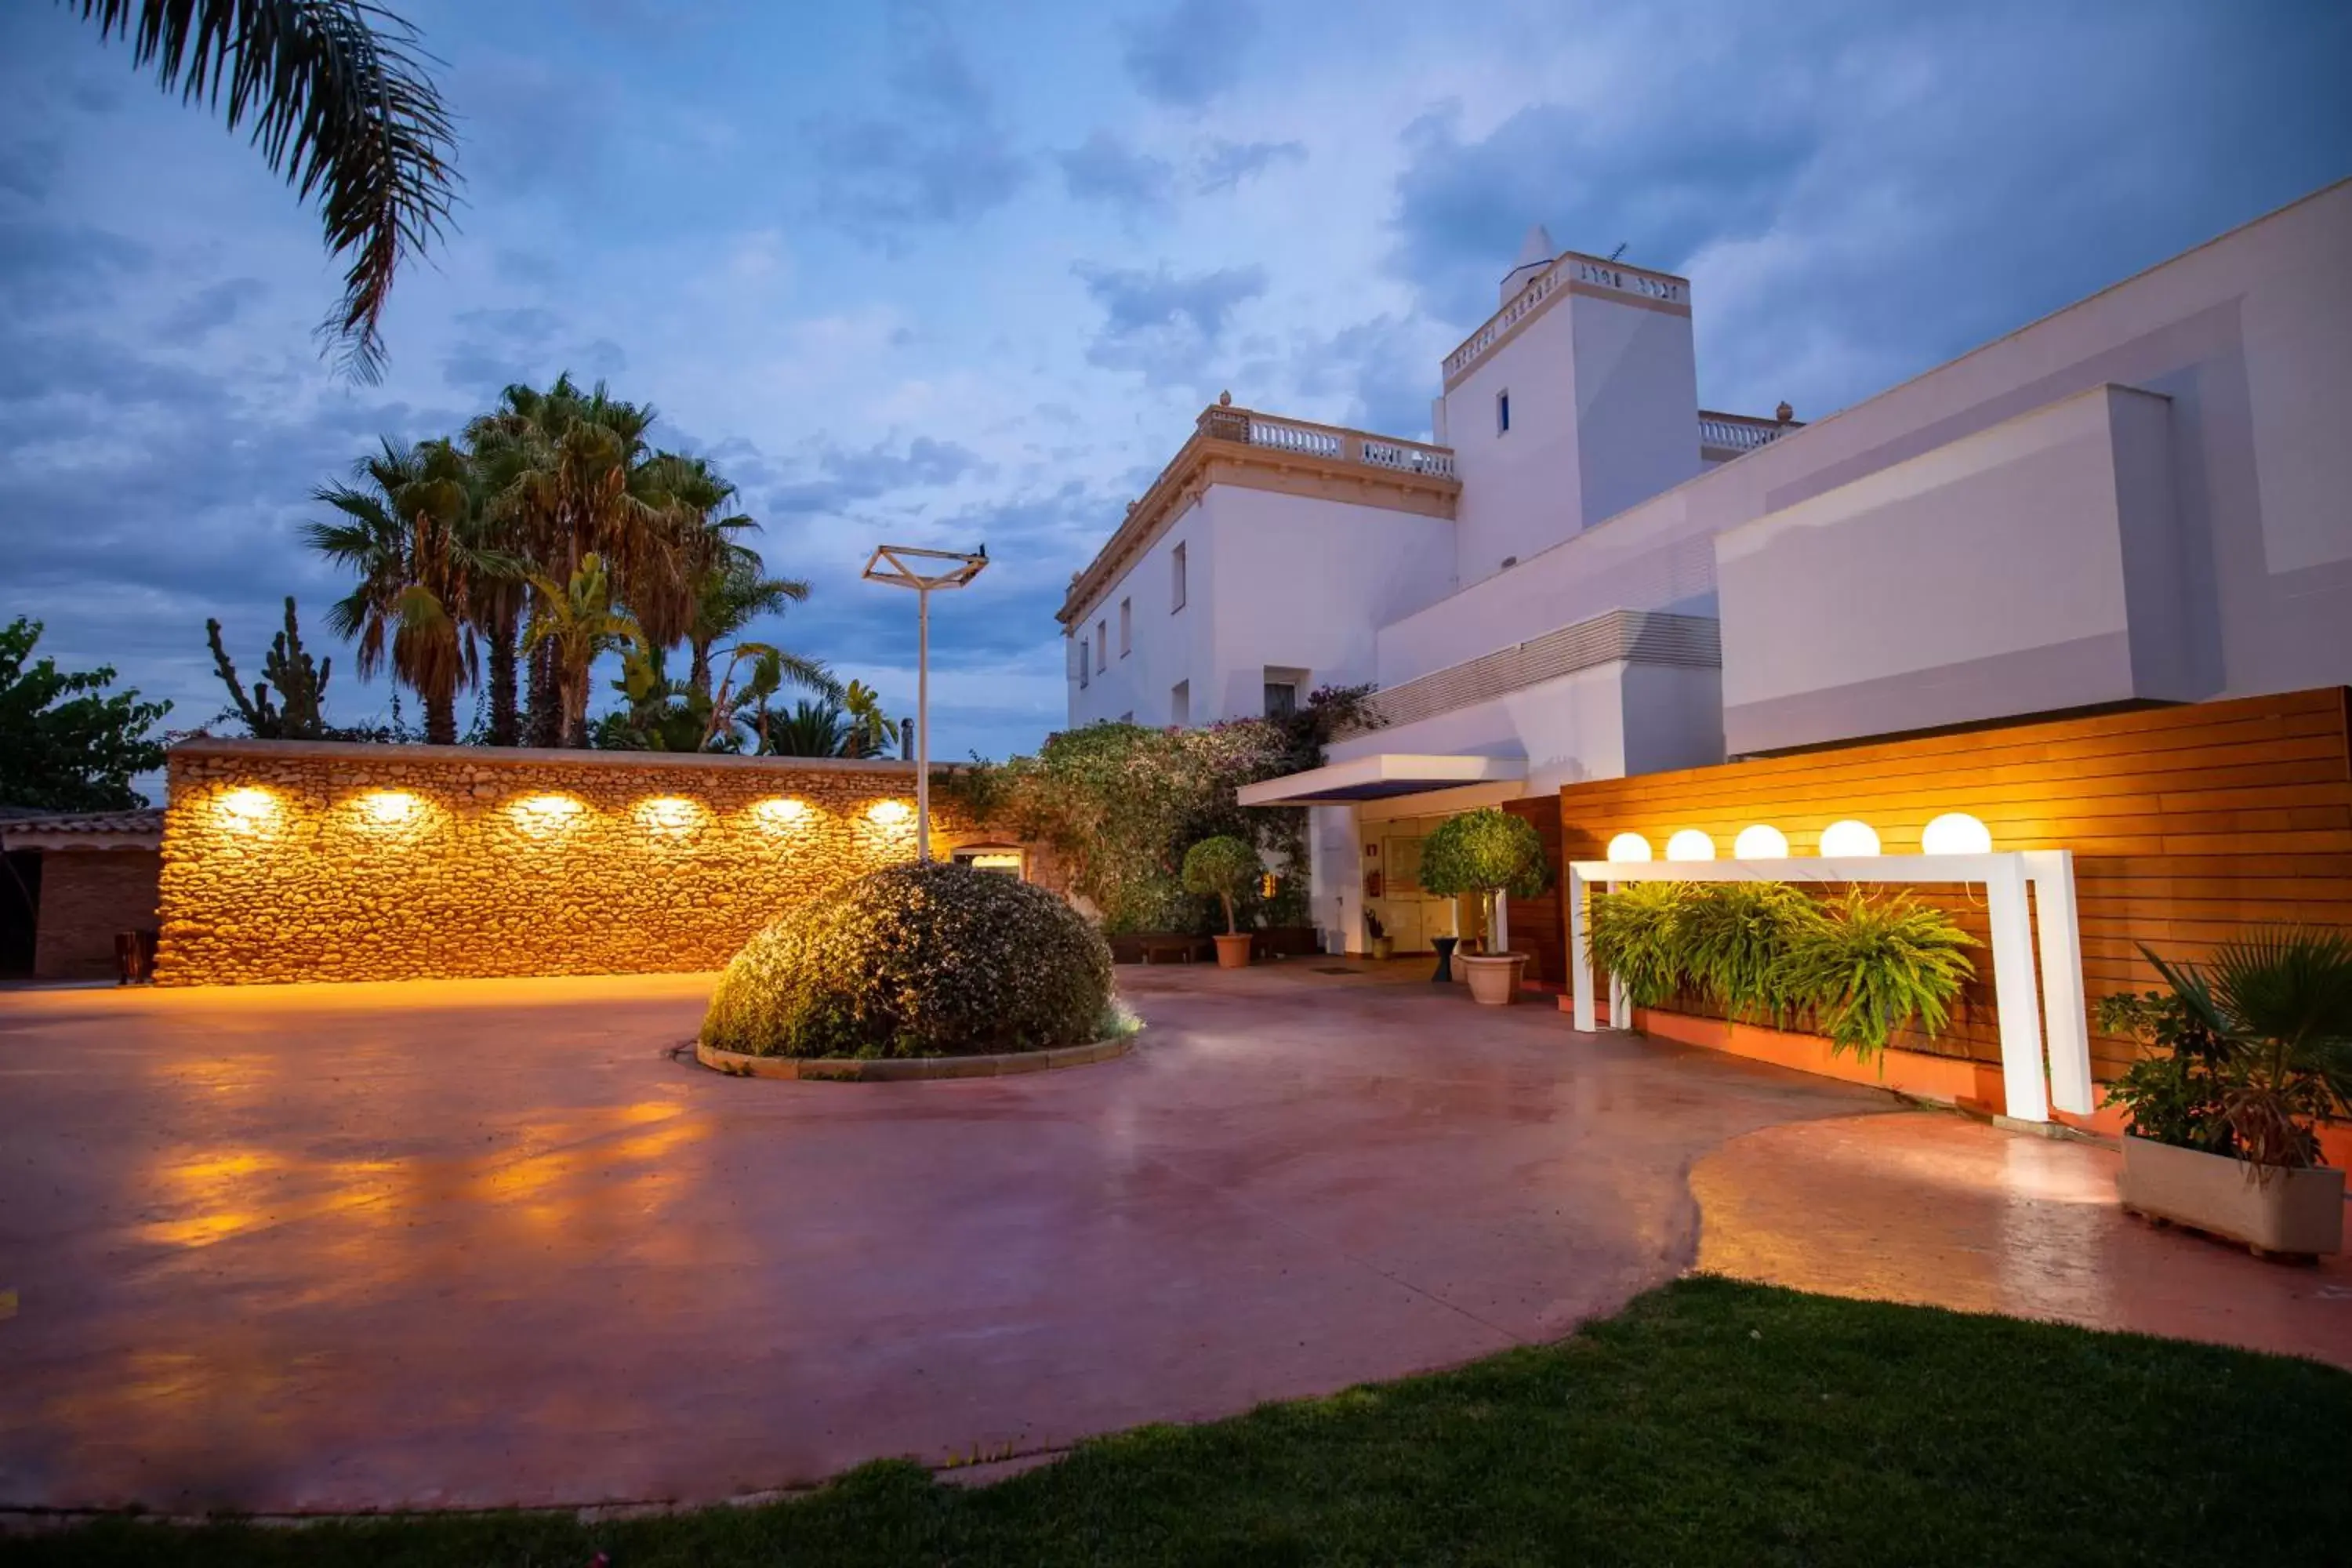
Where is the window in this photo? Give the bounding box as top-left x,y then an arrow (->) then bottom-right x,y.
1171,541 -> 1187,612
1171,680 -> 1189,726
1120,597 -> 1131,657
1263,665 -> 1307,720
1496,389 -> 1511,435
1095,619 -> 1107,673
1076,637 -> 1088,690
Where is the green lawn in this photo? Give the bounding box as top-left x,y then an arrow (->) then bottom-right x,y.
14,1276 -> 2350,1566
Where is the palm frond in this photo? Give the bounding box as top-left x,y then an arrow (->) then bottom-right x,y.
70,0 -> 461,381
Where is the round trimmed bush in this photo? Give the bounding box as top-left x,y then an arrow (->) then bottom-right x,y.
700,861 -> 1117,1059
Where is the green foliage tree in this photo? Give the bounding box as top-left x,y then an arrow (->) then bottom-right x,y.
206,597 -> 332,739
0,618 -> 169,810
2103,927 -> 2352,1171
1420,808 -> 1549,949
66,0 -> 457,381
840,680 -> 894,758
524,554 -> 643,749
304,437 -> 513,744
1181,836 -> 1261,935
942,720 -> 1307,935
767,699 -> 850,758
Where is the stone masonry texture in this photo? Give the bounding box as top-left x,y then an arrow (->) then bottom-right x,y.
158,740 -> 977,985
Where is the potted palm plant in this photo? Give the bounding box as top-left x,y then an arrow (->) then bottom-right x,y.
1420,808 -> 1549,1005
2100,927 -> 2350,1258
1183,836 -> 1262,969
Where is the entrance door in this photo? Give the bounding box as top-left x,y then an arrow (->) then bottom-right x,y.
1370,825 -> 1457,953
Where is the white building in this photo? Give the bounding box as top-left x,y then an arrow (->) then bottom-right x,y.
1058,180 -> 2352,954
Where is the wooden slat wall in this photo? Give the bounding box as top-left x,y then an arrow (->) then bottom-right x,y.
1539,688 -> 2352,1078
1502,797 -> 1566,985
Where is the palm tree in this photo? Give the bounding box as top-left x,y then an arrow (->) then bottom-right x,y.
767,699 -> 849,758
304,437 -> 509,743
683,555 -> 810,701
67,1 -> 457,381
468,376 -> 690,745
840,680 -> 894,758
524,554 -> 643,749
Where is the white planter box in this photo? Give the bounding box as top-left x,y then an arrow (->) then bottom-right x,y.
2118,1134 -> 2344,1257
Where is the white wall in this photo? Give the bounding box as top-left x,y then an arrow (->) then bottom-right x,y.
1442,281 -> 1700,592
1065,484 -> 1457,728
1381,180 -> 2352,739
1716,383 -> 2190,753
1065,496 -> 1209,728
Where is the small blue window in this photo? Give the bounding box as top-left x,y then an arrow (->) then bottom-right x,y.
1497,390 -> 1511,434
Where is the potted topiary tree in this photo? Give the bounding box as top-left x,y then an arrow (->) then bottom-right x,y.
1420,808 -> 1550,1005
2100,927 -> 2350,1258
1183,835 -> 1263,968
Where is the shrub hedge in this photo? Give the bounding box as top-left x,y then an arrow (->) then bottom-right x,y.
700,862 -> 1118,1058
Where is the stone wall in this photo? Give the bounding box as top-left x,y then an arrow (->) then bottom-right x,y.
34,850 -> 162,981
159,740 -> 978,985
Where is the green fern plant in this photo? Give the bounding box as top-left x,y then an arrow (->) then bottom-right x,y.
1772,889 -> 1977,1061
1585,881 -> 1693,1008
1679,881 -> 1820,1025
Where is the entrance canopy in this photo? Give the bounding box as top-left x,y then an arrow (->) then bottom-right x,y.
1236,753 -> 1526,806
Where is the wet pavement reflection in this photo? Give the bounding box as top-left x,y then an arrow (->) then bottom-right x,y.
4,966 -> 2341,1515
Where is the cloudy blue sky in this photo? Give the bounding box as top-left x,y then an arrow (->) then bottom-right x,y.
3,0 -> 2347,768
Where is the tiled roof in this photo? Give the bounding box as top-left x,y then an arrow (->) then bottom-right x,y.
0,808 -> 164,846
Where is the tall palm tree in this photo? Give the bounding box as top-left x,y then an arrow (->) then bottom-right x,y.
525,554 -> 643,749
67,1 -> 458,381
304,437 -> 508,743
685,557 -> 815,701
468,376 -> 689,745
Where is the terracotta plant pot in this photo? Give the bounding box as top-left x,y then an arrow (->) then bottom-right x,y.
2118,1134 -> 2344,1257
1212,933 -> 1254,969
1461,952 -> 1527,1006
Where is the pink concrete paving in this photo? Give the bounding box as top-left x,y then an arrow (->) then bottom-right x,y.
1,963 -> 2346,1516
0,963 -> 1879,1515
1692,1112 -> 2352,1370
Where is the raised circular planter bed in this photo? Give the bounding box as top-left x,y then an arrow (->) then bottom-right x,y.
695,1035 -> 1134,1081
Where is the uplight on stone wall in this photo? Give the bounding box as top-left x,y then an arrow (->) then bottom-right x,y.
158,742 -> 974,986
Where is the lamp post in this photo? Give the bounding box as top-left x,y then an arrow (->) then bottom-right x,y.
860,543 -> 988,861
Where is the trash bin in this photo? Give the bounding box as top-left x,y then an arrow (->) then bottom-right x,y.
114,928 -> 158,985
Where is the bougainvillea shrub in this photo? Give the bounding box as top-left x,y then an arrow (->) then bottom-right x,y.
700,861 -> 1118,1058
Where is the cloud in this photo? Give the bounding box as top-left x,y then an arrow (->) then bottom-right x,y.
1389,93 -> 1815,327
1074,262 -> 1269,384
1260,314 -> 1436,440
438,307 -> 633,394
805,4 -> 1027,243
1121,0 -> 1258,107
1195,137 -> 1305,194
764,435 -> 993,518
1058,130 -> 1174,217
1381,2 -> 2352,423
156,278 -> 268,344
0,217 -> 151,319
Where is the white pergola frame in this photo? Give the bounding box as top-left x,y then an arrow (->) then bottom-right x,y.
1566,852 -> 2092,1124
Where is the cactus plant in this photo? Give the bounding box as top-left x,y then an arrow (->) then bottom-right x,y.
208,597 -> 332,739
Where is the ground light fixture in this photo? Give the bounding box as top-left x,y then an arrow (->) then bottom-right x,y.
1605,833 -> 1653,862
1664,829 -> 1717,862
1921,811 -> 1994,855
862,543 -> 988,862
1733,823 -> 1789,858
1818,818 -> 1882,857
